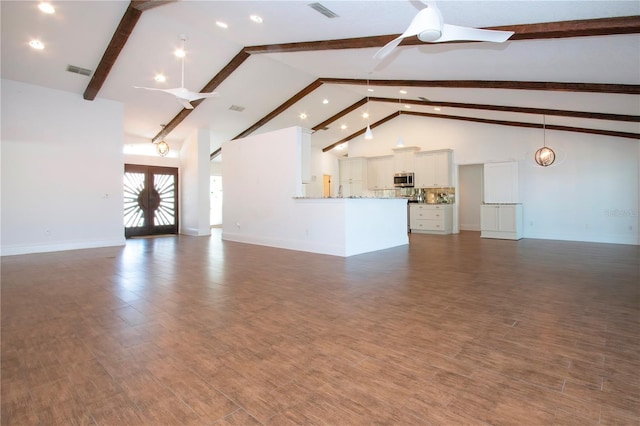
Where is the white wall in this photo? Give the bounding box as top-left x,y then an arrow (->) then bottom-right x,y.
179,128 -> 211,236
222,126 -> 306,242
340,114 -> 639,245
1,79 -> 126,255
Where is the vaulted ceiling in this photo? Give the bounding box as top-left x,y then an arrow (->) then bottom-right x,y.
2,1 -> 639,158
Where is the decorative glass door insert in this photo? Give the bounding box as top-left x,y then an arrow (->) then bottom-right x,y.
124,165 -> 178,237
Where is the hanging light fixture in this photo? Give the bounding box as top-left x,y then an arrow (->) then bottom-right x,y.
364,77 -> 373,140
156,140 -> 170,157
534,116 -> 555,167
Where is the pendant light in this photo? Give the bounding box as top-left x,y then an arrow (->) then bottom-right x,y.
534,116 -> 555,167
364,78 -> 373,140
155,124 -> 170,157
156,140 -> 170,157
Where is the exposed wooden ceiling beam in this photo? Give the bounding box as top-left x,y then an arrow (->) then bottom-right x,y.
402,110 -> 640,140
322,109 -> 639,152
83,3 -> 142,101
233,79 -> 324,140
210,147 -> 222,161
84,1 -> 176,101
369,97 -> 640,122
152,50 -> 251,143
312,98 -> 368,132
245,16 -> 640,54
322,112 -> 400,152
130,1 -> 175,12
321,78 -> 640,95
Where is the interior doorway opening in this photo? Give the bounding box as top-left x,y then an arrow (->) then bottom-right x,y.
210,175 -> 223,227
323,174 -> 332,198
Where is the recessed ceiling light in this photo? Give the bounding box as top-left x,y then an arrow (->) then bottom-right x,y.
299,113 -> 307,119
154,74 -> 166,82
38,2 -> 55,14
174,48 -> 185,58
250,15 -> 263,23
434,107 -> 441,111
340,124 -> 347,130
216,21 -> 228,29
404,105 -> 411,109
336,143 -> 346,150
367,88 -> 374,92
399,89 -> 407,94
362,112 -> 369,119
322,99 -> 329,105
29,40 -> 44,50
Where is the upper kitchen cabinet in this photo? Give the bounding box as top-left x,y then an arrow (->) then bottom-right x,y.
484,161 -> 519,203
339,157 -> 368,196
392,146 -> 419,173
414,149 -> 452,188
367,155 -> 394,190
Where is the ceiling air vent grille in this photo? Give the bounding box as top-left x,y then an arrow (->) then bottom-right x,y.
308,2 -> 339,18
229,105 -> 245,112
66,65 -> 92,76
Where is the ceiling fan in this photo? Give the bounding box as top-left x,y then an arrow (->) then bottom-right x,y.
373,1 -> 514,59
134,35 -> 218,110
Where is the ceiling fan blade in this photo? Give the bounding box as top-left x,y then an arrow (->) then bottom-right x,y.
133,86 -> 173,93
176,98 -> 194,110
373,36 -> 404,59
436,24 -> 514,43
192,91 -> 219,99
374,6 -> 443,58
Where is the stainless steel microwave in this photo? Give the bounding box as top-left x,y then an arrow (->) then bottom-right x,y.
394,172 -> 414,188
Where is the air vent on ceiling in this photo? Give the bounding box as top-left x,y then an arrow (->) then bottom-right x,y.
320,126 -> 329,131
66,64 -> 92,76
229,105 -> 245,112
418,96 -> 431,102
308,2 -> 339,18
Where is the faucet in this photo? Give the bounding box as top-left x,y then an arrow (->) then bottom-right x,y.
338,184 -> 343,198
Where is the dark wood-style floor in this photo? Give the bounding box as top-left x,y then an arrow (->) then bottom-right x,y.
2,231 -> 639,425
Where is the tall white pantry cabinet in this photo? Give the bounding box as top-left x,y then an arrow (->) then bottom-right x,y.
481,161 -> 523,240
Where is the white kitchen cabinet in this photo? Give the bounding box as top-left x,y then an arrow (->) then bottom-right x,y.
339,157 -> 368,196
367,155 -> 394,190
484,161 -> 519,203
409,204 -> 453,234
392,146 -> 419,173
480,204 -> 523,240
414,150 -> 452,188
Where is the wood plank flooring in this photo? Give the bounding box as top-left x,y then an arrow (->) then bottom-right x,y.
1,231 -> 639,425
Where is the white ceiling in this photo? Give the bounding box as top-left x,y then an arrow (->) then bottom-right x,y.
2,0 -> 639,156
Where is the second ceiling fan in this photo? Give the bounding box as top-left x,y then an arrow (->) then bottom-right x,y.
135,35 -> 218,110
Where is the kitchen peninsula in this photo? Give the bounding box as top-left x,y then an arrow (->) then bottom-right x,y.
221,127 -> 408,257
291,197 -> 408,256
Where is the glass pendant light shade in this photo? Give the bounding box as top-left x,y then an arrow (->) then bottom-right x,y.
364,124 -> 373,140
535,146 -> 555,167
535,115 -> 555,167
156,140 -> 170,157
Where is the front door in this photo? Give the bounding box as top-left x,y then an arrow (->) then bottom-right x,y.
124,164 -> 178,238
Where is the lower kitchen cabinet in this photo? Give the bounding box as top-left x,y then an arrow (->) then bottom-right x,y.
410,204 -> 453,234
480,204 -> 523,240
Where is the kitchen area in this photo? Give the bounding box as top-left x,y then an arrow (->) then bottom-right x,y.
338,146 -> 523,240
338,146 -> 457,236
